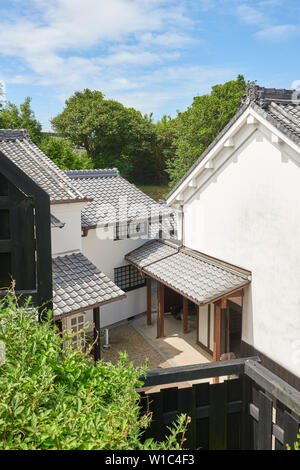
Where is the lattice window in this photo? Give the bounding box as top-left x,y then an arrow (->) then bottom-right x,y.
114,265 -> 146,292
63,313 -> 86,351
115,222 -> 148,240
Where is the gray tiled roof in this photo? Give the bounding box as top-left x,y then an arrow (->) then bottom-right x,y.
166,85 -> 300,200
126,241 -> 251,305
66,169 -> 173,228
52,252 -> 125,317
125,239 -> 179,268
51,214 -> 65,228
0,129 -> 87,203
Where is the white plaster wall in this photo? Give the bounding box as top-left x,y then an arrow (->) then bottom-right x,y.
198,305 -> 208,347
82,228 -> 147,327
183,130 -> 300,376
51,203 -> 85,256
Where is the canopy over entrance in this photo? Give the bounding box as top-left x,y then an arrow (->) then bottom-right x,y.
126,240 -> 251,371
125,240 -> 251,306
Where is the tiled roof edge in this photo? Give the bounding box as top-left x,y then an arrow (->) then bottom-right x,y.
251,102 -> 300,147
0,129 -> 31,141
166,84 -> 300,201
165,102 -> 250,200
65,168 -> 120,179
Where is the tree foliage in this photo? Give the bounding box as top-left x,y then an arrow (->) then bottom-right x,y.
0,76 -> 250,187
39,136 -> 93,170
51,89 -> 161,184
0,97 -> 42,145
0,295 -> 187,450
166,75 -> 248,187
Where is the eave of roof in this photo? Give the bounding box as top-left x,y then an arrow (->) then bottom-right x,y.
0,129 -> 88,203
52,251 -> 126,317
51,214 -> 65,229
166,85 -> 300,202
66,169 -> 174,229
125,240 -> 251,306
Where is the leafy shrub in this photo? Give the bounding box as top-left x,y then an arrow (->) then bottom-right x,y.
0,295 -> 187,450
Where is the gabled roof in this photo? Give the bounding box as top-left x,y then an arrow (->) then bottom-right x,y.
52,251 -> 126,317
125,240 -> 251,305
166,85 -> 300,201
0,129 -> 88,203
66,169 -> 172,228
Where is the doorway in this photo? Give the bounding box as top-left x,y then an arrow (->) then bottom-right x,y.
220,300 -> 242,358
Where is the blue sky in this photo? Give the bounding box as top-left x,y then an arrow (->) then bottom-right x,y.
0,0 -> 299,130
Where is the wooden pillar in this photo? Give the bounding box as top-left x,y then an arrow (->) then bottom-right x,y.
93,306 -> 101,362
157,282 -> 165,338
182,297 -> 188,333
213,301 -> 221,383
147,277 -> 152,326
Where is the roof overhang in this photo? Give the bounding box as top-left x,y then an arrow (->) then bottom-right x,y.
166,104 -> 300,207
53,294 -> 127,320
125,240 -> 251,306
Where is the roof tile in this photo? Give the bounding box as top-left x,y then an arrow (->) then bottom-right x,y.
52,252 -> 125,317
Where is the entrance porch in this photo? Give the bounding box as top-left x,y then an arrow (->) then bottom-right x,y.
125,240 -> 251,370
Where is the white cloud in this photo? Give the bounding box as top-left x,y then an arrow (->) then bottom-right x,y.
236,4 -> 266,26
255,24 -> 297,41
0,0 -> 193,87
111,65 -> 237,116
235,1 -> 298,42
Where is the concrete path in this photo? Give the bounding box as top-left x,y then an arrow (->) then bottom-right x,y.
131,312 -> 212,368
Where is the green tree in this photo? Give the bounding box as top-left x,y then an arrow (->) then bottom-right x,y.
153,115 -> 177,185
39,136 -> 93,170
0,97 -> 42,145
51,89 -> 159,184
166,75 -> 249,187
0,294 -> 188,450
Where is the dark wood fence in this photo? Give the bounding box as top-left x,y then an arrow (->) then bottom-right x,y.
139,357 -> 300,450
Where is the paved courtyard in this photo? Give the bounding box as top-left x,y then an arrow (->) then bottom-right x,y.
99,312 -> 214,392
132,312 -> 212,368
99,323 -> 169,370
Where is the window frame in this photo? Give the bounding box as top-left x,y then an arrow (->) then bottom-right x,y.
63,313 -> 86,351
114,221 -> 148,241
114,264 -> 146,292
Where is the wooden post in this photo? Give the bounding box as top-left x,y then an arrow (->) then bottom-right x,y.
157,282 -> 165,338
182,297 -> 188,333
93,306 -> 101,362
147,277 -> 152,326
213,301 -> 221,383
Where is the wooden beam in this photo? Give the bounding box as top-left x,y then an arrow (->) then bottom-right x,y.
147,277 -> 152,326
141,356 -> 261,387
157,282 -> 165,338
93,307 -> 101,362
213,301 -> 221,383
226,289 -> 244,299
245,360 -> 300,416
213,302 -> 221,362
182,297 -> 188,334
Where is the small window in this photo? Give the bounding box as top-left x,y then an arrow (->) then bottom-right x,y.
64,314 -> 86,351
115,223 -> 129,240
115,222 -> 148,240
114,265 -> 146,292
